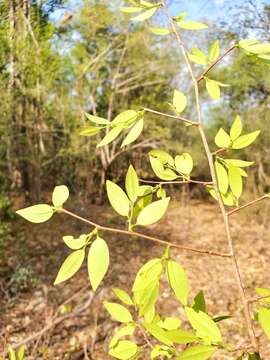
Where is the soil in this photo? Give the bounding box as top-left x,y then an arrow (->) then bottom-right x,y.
1,199 -> 270,359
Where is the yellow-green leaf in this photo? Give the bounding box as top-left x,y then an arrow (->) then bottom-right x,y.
256,288 -> 270,304
173,90 -> 187,114
113,288 -> 134,306
84,113 -> 110,125
120,6 -> 143,13
177,345 -> 217,360
97,126 -> 123,147
177,20 -> 208,30
149,149 -> 174,165
208,40 -> 220,63
106,180 -> 130,217
109,324 -> 136,348
131,7 -> 157,21
230,115 -> 242,141
205,78 -> 220,100
158,317 -> 181,330
137,197 -> 170,226
16,204 -> 53,223
166,329 -> 197,344
54,249 -> 85,285
149,27 -> 170,35
104,302 -> 133,323
63,234 -> 87,250
231,130 -> 260,149
52,185 -> 69,207
121,118 -> 144,147
167,260 -> 190,305
228,165 -> 243,198
88,237 -> 109,291
175,153 -> 193,175
258,307 -> 270,340
109,340 -> 137,360
149,156 -> 177,181
215,161 -> 229,194
215,128 -> 231,148
80,126 -> 101,137
188,47 -> 208,65
125,165 -> 139,203
224,159 -> 254,167
112,110 -> 138,126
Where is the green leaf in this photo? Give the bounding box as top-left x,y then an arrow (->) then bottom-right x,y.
205,78 -> 220,100
112,110 -> 138,126
137,185 -> 153,197
188,48 -> 208,65
137,197 -> 170,226
54,249 -> 85,285
109,340 -> 137,360
17,345 -> 25,360
258,307 -> 270,340
110,324 -> 136,348
166,329 -> 197,344
131,7 -> 157,21
185,307 -> 222,344
231,130 -> 260,149
239,39 -> 270,54
16,204 -> 54,223
104,302 -> 133,323
8,347 -> 16,360
158,317 -> 181,330
80,126 -> 101,137
132,258 -> 162,293
230,115 -> 242,141
177,20 -> 208,30
214,128 -> 231,148
120,6 -> 143,13
121,118 -> 144,147
228,165 -> 243,198
84,113 -> 110,125
149,27 -> 170,35
97,127 -> 123,147
248,353 -> 262,360
192,290 -> 206,313
106,180 -> 130,217
125,165 -> 139,203
221,191 -> 235,206
256,288 -> 270,304
144,323 -> 173,346
167,260 -> 190,305
175,153 -> 193,175
208,40 -> 220,63
149,149 -> 174,165
215,161 -> 229,194
88,237 -> 109,291
173,90 -> 187,114
177,345 -> 216,360
151,345 -> 171,359
113,288 -> 134,306
224,159 -> 254,168
63,234 -> 87,250
149,156 -> 177,181
52,185 -> 69,207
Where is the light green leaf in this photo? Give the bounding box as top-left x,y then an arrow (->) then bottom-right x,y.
231,130 -> 260,149
109,340 -> 137,360
120,6 -> 143,13
215,161 -> 229,194
104,302 -> 133,323
113,288 -> 134,306
52,185 -> 69,207
221,191 -> 235,206
16,204 -> 53,223
121,118 -> 144,147
137,185 -> 153,197
80,126 -> 101,137
88,237 -> 109,291
177,20 -> 208,30
239,39 -> 270,54
228,165 -> 243,198
258,307 -> 270,340
205,78 -> 220,100
8,347 -> 16,360
224,159 -> 254,168
137,197 -> 170,225
97,127 -> 123,147
166,329 -> 197,345
177,345 -> 216,360
54,249 -> 85,285
131,7 -> 157,21
175,153 -> 193,175
63,234 -> 87,250
84,113 -> 110,125
188,48 -> 208,65
149,149 -> 174,165
167,260 -> 190,305
132,258 -> 162,293
149,156 -> 177,181
17,345 -> 25,360
144,323 -> 173,346
256,288 -> 270,304
158,317 -> 181,330
185,307 -> 222,344
151,345 -> 171,359
110,324 -> 136,348
125,165 -> 139,203
112,110 -> 138,127
230,115 -> 242,141
149,27 -> 170,35
215,128 -> 231,148
173,90 -> 187,114
106,180 -> 130,217
208,40 -> 220,63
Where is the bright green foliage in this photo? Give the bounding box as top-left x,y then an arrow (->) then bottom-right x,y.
109,340 -> 138,360
131,7 -> 157,22
121,117 -> 144,147
177,20 -> 208,30
185,307 -> 222,344
52,185 -> 69,208
188,47 -> 208,65
16,204 -> 54,223
8,346 -> 25,360
177,345 -> 216,360
125,165 -> 139,203
258,307 -> 270,340
109,324 -> 136,348
230,115 -> 243,141
172,90 -> 187,114
104,302 -> 133,323
231,131 -> 261,149
136,197 -> 170,226
54,249 -> 85,285
215,161 -> 229,194
113,288 -> 134,306
158,317 -> 181,330
215,128 -> 231,148
149,27 -> 170,36
256,288 -> 270,304
192,290 -> 206,313
208,41 -> 220,63
63,234 -> 87,250
88,237 -> 109,291
175,153 -> 193,176
151,345 -> 173,359
239,39 -> 270,63
167,260 -> 190,305
106,180 -> 130,217
98,127 -> 123,147
205,78 -> 229,100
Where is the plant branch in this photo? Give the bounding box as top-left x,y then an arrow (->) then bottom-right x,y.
228,195 -> 269,216
60,208 -> 232,258
248,294 -> 270,304
143,107 -> 196,126
197,44 -> 237,82
162,1 -> 259,352
139,178 -> 213,185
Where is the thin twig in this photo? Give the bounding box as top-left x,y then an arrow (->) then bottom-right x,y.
248,294 -> 270,304
197,45 -> 237,82
228,195 -> 269,216
143,107 -> 196,126
139,178 -> 213,185
60,208 -> 232,258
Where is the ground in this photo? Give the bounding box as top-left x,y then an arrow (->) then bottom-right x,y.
1,199 -> 270,359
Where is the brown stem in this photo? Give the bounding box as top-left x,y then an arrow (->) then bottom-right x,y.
228,195 -> 269,216
60,208 -> 231,258
197,45 -> 237,82
139,178 -> 213,185
143,107 -> 196,126
248,294 -> 270,304
162,1 -> 259,352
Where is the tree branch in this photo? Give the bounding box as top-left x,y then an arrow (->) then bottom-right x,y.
143,107 -> 196,126
228,195 -> 269,216
139,178 -> 213,185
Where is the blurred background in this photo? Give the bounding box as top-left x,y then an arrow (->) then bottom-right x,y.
0,0 -> 270,359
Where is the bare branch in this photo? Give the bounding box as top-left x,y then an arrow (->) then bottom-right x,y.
228,195 -> 269,216
143,107 -> 196,126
